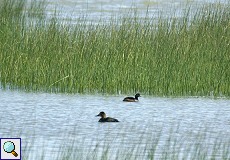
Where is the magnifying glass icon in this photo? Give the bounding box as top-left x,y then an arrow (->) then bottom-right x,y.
3,141 -> 18,157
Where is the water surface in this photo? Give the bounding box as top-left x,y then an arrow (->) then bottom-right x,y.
0,89 -> 229,159
43,0 -> 228,22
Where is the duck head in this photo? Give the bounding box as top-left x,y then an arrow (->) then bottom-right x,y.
96,111 -> 106,118
135,93 -> 141,98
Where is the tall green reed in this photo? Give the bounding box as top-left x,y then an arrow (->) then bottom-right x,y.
0,0 -> 229,97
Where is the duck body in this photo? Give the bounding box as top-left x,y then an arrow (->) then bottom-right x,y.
96,112 -> 119,122
98,117 -> 119,122
123,93 -> 141,102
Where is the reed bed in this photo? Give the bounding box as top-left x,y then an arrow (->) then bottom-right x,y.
0,0 -> 230,97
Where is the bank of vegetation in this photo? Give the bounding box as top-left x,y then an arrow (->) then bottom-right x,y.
0,0 -> 229,97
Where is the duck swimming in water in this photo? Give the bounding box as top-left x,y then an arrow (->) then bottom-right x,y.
123,93 -> 141,102
96,111 -> 119,122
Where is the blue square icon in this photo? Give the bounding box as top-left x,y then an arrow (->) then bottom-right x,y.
0,138 -> 21,160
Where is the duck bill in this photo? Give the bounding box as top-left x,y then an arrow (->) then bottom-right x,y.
96,114 -> 100,117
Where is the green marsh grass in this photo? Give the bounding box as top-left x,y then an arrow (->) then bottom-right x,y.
0,0 -> 230,96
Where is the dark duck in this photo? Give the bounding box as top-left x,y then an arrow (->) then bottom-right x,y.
96,111 -> 119,122
123,93 -> 141,102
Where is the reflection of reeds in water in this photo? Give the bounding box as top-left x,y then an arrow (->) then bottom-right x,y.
9,125 -> 228,160
0,0 -> 230,97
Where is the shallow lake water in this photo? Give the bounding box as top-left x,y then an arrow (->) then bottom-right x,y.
0,89 -> 229,159
43,0 -> 228,23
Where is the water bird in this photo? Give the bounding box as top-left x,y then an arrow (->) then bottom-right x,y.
123,93 -> 141,102
96,111 -> 119,122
